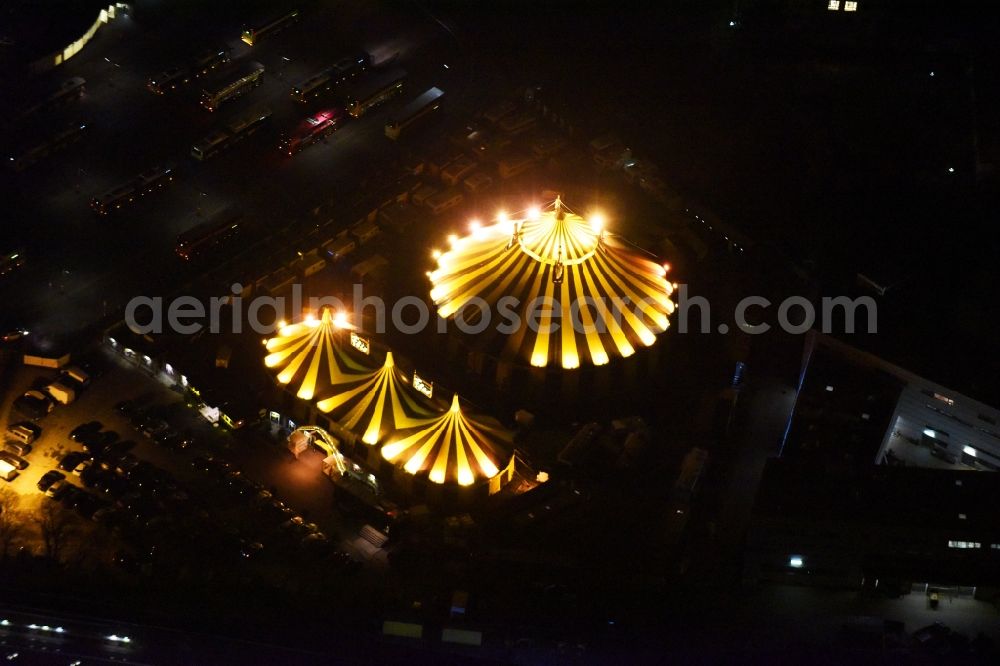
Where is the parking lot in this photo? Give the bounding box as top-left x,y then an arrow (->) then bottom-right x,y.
1,344 -> 384,579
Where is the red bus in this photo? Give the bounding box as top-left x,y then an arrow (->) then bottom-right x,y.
279,108 -> 345,156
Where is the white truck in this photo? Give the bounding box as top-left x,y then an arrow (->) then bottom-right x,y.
45,381 -> 77,405
0,459 -> 19,482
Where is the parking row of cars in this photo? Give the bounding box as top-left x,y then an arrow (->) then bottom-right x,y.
187,453 -> 356,568
12,364 -> 92,419
115,399 -> 195,451
2,361 -> 101,481
109,396 -> 344,565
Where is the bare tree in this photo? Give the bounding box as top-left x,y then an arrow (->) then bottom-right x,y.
0,488 -> 27,559
36,501 -> 78,563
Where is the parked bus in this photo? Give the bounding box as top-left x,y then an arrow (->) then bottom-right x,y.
343,67 -> 406,119
290,52 -> 370,103
18,77 -> 86,119
385,86 -> 443,140
192,106 -> 272,160
8,121 -> 88,172
241,9 -> 299,45
91,164 -> 175,216
175,210 -> 242,261
148,46 -> 231,95
146,66 -> 186,95
190,46 -> 232,79
200,61 -> 265,112
279,108 -> 345,156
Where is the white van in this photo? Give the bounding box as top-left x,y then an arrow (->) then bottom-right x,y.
64,365 -> 91,387
0,459 -> 18,482
46,382 -> 77,405
5,423 -> 39,445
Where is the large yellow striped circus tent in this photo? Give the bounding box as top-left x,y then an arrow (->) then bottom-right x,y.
428,197 -> 676,370
264,309 -> 514,488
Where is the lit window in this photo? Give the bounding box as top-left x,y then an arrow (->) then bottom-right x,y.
844,1 -> 858,11
992,544 -> 1000,550
933,393 -> 955,406
825,385 -> 834,392
958,513 -> 967,520
350,332 -> 370,355
828,0 -> 841,10
789,555 -> 804,568
413,372 -> 433,399
948,541 -> 980,549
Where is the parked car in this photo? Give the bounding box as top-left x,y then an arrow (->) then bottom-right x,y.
45,479 -> 70,499
6,421 -> 40,445
0,451 -> 29,470
58,451 -> 89,472
100,439 -> 136,462
37,470 -> 66,492
80,430 -> 120,454
70,421 -> 102,442
59,484 -> 86,508
3,440 -> 32,457
75,493 -> 108,520
13,390 -> 53,419
115,453 -> 141,475
73,459 -> 93,476
140,419 -> 170,440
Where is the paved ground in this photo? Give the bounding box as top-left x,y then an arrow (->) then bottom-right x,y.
1,344 -> 385,567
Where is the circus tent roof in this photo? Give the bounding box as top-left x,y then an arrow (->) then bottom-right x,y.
428,197 -> 676,370
264,309 -> 436,445
380,394 -> 513,486
316,351 -> 437,445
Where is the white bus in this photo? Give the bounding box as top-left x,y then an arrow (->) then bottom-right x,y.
384,87 -> 444,139
200,61 -> 265,112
